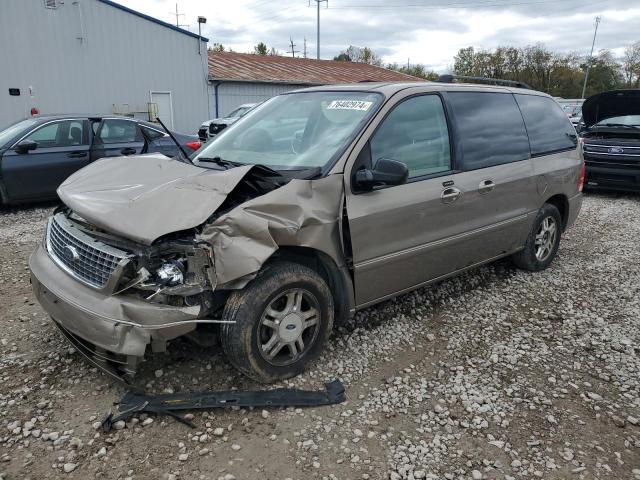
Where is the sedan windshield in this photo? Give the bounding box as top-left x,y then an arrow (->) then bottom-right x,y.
193,91 -> 382,171
0,119 -> 38,149
595,115 -> 640,126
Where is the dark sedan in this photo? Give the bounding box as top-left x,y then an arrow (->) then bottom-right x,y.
0,115 -> 201,205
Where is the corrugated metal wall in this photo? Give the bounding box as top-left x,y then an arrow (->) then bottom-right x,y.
209,82 -> 310,118
0,0 -> 210,133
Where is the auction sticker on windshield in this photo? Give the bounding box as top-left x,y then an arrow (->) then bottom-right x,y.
326,100 -> 373,111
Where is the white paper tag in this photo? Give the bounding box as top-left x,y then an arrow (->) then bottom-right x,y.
326,100 -> 373,111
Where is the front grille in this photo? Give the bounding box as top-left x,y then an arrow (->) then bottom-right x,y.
209,123 -> 226,135
46,214 -> 129,289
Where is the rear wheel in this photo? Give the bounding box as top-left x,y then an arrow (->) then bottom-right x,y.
512,203 -> 562,271
221,262 -> 334,383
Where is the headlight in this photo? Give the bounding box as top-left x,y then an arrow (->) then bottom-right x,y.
155,261 -> 185,287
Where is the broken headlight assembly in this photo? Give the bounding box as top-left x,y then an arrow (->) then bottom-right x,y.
155,259 -> 186,287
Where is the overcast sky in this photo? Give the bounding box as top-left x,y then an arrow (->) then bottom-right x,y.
118,0 -> 640,72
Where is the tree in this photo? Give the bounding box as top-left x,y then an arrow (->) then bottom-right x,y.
388,63 -> 438,81
334,46 -> 382,66
254,42 -> 268,55
582,49 -> 623,97
334,52 -> 352,62
621,41 -> 640,87
208,43 -> 225,53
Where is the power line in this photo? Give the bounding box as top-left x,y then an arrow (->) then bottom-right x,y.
329,0 -> 585,9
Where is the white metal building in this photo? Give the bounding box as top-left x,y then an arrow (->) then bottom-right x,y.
207,52 -> 421,118
0,0 -> 210,133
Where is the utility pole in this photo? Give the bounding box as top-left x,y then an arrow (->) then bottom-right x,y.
304,37 -> 308,59
581,16 -> 601,99
310,0 -> 328,59
288,37 -> 299,58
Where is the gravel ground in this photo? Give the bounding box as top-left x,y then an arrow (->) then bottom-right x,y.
0,193 -> 639,480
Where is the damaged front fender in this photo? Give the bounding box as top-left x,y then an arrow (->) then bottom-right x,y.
199,174 -> 346,289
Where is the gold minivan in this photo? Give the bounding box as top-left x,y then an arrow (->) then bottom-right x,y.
30,82 -> 584,385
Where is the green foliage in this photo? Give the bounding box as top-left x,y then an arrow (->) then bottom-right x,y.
334,46 -> 382,66
387,62 -> 439,81
452,43 -> 635,97
208,43 -> 225,53
254,42 -> 268,55
621,41 -> 640,87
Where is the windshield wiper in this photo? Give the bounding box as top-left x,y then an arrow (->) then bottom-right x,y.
197,156 -> 243,169
599,123 -> 640,130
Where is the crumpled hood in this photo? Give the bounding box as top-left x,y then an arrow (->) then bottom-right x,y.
57,154 -> 254,245
582,89 -> 640,127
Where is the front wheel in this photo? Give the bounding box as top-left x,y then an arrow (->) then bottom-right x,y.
512,203 -> 562,271
220,262 -> 334,383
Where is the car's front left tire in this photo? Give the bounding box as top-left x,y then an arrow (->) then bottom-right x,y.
220,261 -> 334,383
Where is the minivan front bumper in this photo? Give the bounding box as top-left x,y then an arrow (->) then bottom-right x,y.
29,245 -> 200,377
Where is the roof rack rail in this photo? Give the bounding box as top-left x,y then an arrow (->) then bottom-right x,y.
437,74 -> 533,90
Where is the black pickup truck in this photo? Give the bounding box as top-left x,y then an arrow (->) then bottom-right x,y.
580,89 -> 640,192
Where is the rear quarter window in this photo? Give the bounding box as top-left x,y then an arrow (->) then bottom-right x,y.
448,92 -> 530,170
515,94 -> 577,156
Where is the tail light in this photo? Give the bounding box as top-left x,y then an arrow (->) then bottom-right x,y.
186,141 -> 201,151
577,161 -> 586,192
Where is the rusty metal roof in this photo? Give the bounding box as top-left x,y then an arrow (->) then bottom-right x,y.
208,51 -> 423,85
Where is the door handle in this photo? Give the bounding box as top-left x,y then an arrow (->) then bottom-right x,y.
121,148 -> 136,155
478,179 -> 495,194
67,151 -> 88,158
441,187 -> 461,204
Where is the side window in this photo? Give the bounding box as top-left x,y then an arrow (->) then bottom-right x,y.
515,94 -> 578,156
141,126 -> 165,140
24,120 -> 86,148
448,92 -> 530,170
370,95 -> 451,179
97,119 -> 141,144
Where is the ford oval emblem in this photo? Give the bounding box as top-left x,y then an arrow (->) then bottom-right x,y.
63,245 -> 80,262
608,147 -> 624,154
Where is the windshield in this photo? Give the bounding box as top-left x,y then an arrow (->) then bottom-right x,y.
561,104 -> 582,116
194,91 -> 383,171
595,115 -> 640,126
0,119 -> 38,149
227,106 -> 252,118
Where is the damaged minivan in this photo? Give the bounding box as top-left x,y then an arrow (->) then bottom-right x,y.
30,83 -> 584,385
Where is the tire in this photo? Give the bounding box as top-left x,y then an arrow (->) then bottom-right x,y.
512,203 -> 562,272
220,261 -> 334,383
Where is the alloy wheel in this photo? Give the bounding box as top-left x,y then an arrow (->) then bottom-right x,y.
535,216 -> 557,261
257,288 -> 320,366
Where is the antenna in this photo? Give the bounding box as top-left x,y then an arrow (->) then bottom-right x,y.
288,37 -> 300,58
170,2 -> 188,29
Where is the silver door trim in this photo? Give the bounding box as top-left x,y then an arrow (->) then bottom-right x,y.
354,213 -> 530,270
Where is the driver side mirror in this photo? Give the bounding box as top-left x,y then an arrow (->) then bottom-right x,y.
14,139 -> 38,154
355,158 -> 409,191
